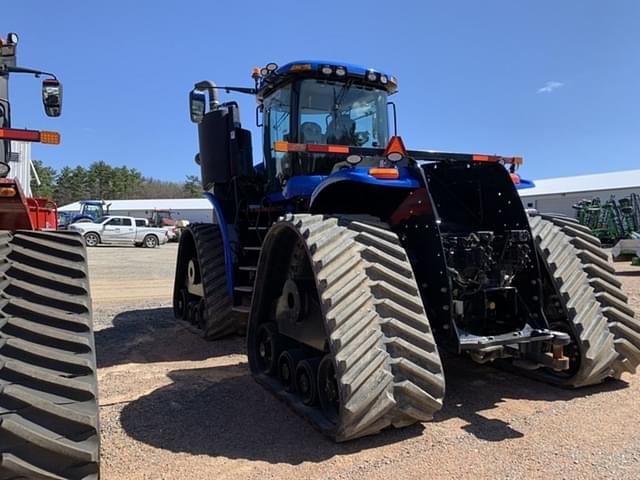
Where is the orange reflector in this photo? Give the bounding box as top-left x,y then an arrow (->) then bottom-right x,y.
39,131 -> 61,145
274,141 -> 290,152
274,141 -> 306,152
369,168 -> 399,180
510,173 -> 521,184
0,187 -> 16,197
307,144 -> 350,154
384,136 -> 408,161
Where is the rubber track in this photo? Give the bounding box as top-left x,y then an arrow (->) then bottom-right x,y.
0,230 -> 99,479
528,216 -> 617,387
185,224 -> 237,339
539,213 -> 640,378
273,214 -> 445,441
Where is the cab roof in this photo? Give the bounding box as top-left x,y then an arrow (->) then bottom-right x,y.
256,60 -> 398,99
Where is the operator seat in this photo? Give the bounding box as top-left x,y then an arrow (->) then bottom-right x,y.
301,122 -> 324,144
326,114 -> 356,145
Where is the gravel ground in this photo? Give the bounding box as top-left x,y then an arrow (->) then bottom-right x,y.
91,243 -> 640,480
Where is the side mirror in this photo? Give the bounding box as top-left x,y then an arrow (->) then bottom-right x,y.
189,90 -> 206,123
42,79 -> 63,117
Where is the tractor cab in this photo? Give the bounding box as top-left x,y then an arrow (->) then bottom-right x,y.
257,62 -> 396,186
149,209 -> 176,227
189,61 -> 401,199
80,200 -> 107,220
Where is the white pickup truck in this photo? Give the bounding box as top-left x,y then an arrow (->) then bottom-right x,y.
68,216 -> 169,248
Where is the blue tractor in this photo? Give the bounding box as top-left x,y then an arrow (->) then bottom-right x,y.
174,61 -> 639,442
59,200 -> 109,229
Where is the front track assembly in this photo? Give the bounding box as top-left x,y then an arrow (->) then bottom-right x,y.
247,214 -> 445,441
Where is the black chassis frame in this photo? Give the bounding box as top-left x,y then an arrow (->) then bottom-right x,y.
385,160 -> 570,369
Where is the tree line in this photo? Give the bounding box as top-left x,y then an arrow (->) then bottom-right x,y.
30,160 -> 202,205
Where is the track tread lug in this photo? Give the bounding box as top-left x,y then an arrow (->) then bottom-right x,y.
0,230 -> 99,479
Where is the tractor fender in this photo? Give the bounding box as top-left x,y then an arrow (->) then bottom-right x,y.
202,192 -> 234,297
309,168 -> 420,217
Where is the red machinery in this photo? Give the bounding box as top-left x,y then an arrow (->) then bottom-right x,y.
0,31 -> 100,479
0,128 -> 60,229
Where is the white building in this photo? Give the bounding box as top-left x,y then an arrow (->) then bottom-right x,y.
9,141 -> 33,197
59,198 -> 213,223
519,169 -> 640,217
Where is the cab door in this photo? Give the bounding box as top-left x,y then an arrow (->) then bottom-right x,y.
102,218 -> 134,243
118,218 -> 136,243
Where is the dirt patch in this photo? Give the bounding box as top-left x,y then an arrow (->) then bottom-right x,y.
91,245 -> 640,479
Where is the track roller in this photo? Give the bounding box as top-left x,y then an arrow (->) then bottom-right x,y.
318,354 -> 339,422
255,322 -> 281,375
175,288 -> 189,320
295,357 -> 320,406
247,214 -> 445,441
278,349 -> 305,392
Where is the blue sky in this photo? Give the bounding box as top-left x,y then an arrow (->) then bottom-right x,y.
3,0 -> 639,181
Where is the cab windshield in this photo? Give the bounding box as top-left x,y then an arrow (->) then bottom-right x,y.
264,79 -> 389,184
298,79 -> 389,148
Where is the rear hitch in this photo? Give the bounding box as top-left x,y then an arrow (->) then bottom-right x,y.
514,329 -> 571,371
462,327 -> 572,372
548,330 -> 571,371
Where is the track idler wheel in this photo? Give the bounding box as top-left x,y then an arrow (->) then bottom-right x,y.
278,349 -> 305,392
295,357 -> 320,406
255,322 -> 281,375
318,354 -> 339,423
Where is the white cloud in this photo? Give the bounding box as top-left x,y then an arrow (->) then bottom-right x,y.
537,81 -> 564,94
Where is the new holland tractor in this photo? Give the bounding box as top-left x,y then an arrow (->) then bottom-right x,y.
0,33 -> 100,478
174,60 -> 639,442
